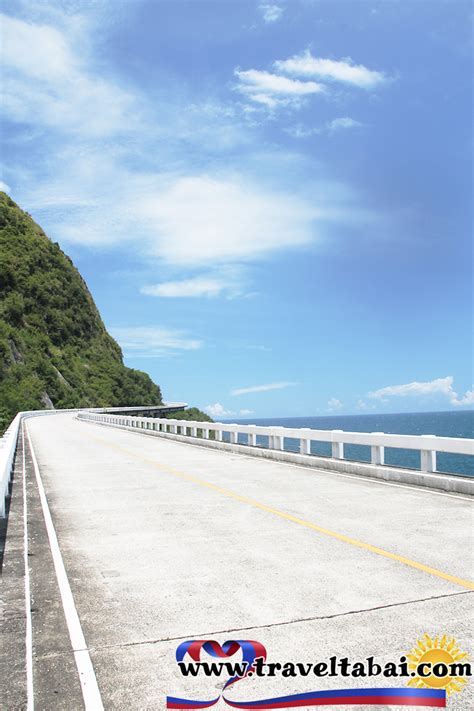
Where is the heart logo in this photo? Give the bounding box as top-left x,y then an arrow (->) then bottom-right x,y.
176,639 -> 267,688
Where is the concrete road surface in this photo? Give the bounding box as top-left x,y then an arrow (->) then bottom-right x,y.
1,413 -> 473,710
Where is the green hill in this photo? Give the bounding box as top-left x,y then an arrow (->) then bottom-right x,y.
0,192 -> 169,429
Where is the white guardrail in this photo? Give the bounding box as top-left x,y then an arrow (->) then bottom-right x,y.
77,412 -> 474,476
0,413 -> 22,518
3,410 -> 473,517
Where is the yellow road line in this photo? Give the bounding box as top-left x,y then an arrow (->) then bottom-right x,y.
89,431 -> 474,591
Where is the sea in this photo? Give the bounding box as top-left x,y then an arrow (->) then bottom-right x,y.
224,411 -> 474,477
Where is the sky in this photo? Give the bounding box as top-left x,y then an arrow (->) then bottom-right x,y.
1,0 -> 472,419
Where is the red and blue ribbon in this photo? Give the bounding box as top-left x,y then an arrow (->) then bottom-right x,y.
222,688 -> 446,708
167,687 -> 446,709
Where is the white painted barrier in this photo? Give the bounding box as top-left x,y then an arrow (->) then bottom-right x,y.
77,412 -> 474,476
3,409 -> 472,516
0,413 -> 21,518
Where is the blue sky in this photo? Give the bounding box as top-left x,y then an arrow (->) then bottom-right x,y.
1,0 -> 472,418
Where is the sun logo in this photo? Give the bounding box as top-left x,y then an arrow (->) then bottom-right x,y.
406,634 -> 470,696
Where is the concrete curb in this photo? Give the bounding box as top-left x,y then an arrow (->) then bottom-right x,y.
78,419 -> 474,496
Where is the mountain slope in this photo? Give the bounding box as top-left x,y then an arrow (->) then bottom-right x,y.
0,192 -> 163,427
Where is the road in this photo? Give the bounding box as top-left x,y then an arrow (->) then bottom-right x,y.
1,413 -> 473,710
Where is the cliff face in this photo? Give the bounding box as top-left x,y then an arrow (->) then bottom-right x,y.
0,192 -> 163,427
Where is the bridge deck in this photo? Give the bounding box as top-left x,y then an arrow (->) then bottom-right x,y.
1,413 -> 473,709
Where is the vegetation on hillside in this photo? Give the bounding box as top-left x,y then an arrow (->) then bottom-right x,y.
0,193 -> 167,430
164,407 -> 212,422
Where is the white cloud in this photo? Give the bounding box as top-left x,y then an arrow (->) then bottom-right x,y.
451,390 -> 474,407
285,124 -> 320,139
286,116 -> 362,139
140,266 -> 247,299
204,402 -> 234,418
0,180 -> 12,193
22,148 -> 377,269
1,12 -> 135,136
356,399 -> 368,410
258,3 -> 284,24
368,376 -> 474,408
236,69 -> 324,96
275,50 -> 386,89
24,159 -> 322,263
110,327 -> 202,356
235,68 -> 324,108
369,376 -> 454,399
141,276 -> 226,298
327,397 -> 343,411
1,13 -> 75,81
327,117 -> 363,132
243,344 -> 272,352
231,381 -> 296,396
203,402 -> 256,418
137,174 -> 318,266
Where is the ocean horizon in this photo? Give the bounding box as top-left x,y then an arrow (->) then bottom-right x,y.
223,410 -> 473,477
